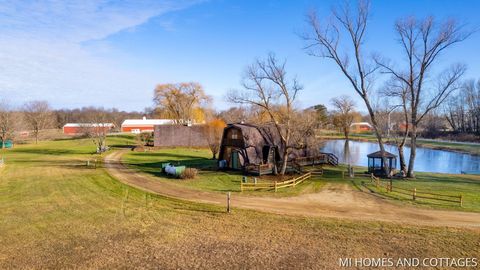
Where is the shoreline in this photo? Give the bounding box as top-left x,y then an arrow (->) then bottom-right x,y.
320,134 -> 480,157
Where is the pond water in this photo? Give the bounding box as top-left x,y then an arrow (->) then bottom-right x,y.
319,139 -> 480,174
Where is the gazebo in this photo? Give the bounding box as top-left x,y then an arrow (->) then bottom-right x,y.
367,150 -> 397,176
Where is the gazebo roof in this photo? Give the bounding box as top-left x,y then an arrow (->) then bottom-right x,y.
367,150 -> 397,158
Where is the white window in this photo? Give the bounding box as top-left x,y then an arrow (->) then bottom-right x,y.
231,129 -> 238,139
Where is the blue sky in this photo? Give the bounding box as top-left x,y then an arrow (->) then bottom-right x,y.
0,0 -> 479,112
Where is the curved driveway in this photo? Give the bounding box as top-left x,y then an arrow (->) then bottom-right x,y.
105,151 -> 480,229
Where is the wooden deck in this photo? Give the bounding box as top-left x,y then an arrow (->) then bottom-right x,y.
245,153 -> 338,176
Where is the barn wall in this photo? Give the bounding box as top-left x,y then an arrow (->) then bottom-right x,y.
154,125 -> 208,147
121,125 -> 155,132
63,126 -> 81,134
63,126 -> 112,135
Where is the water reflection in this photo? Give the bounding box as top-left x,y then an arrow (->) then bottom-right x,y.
319,139 -> 480,174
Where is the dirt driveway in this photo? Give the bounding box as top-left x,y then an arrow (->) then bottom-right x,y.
105,151 -> 480,228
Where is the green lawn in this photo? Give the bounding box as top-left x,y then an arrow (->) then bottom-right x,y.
0,136 -> 479,268
123,148 -> 480,211
122,148 -> 327,197
363,172 -> 480,212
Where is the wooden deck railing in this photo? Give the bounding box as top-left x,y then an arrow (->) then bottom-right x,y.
240,172 -> 312,192
245,163 -> 273,176
292,153 -> 338,167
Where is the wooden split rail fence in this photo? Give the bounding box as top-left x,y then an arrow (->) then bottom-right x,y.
366,174 -> 463,207
240,172 -> 312,192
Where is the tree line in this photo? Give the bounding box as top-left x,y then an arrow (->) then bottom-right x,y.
0,100 -> 146,143
2,0 -> 476,177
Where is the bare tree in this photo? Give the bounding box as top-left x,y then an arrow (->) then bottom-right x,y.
302,0 -> 389,173
228,53 -> 302,175
0,100 -> 15,148
290,109 -> 321,156
380,79 -> 410,174
218,107 -> 249,124
375,16 -> 471,177
81,108 -> 114,153
444,79 -> 480,134
23,101 -> 54,144
330,95 -> 356,140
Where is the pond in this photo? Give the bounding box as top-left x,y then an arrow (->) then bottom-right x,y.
319,139 -> 480,174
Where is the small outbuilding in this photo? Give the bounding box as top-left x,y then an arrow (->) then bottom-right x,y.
0,140 -> 13,148
367,150 -> 397,176
350,122 -> 373,133
121,117 -> 174,133
63,123 -> 114,135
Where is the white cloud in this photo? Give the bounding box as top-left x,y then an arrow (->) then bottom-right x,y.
0,0 -> 201,110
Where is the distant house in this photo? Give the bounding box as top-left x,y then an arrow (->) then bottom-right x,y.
350,122 -> 373,133
63,123 -> 114,135
121,117 -> 174,133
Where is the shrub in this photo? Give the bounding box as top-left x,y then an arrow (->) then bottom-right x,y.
180,168 -> 198,179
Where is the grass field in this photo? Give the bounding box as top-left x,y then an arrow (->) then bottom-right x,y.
363,172 -> 480,212
123,148 -> 480,211
122,148 -> 327,197
1,136 -> 479,268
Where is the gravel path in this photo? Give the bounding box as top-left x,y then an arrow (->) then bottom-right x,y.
105,151 -> 480,229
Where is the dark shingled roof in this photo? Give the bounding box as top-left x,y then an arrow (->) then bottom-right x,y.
367,150 -> 397,158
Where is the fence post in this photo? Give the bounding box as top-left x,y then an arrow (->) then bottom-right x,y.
413,188 -> 416,201
389,179 -> 393,192
254,177 -> 257,185
274,181 -> 278,192
227,192 -> 231,213
86,160 -> 90,167
460,195 -> 463,207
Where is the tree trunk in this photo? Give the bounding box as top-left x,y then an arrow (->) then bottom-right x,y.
407,125 -> 417,178
398,125 -> 409,175
344,127 -> 349,140
364,99 -> 388,174
212,152 -> 216,159
398,145 -> 406,173
280,151 -> 288,175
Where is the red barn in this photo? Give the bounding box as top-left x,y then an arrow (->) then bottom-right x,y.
63,123 -> 115,135
121,117 -> 174,133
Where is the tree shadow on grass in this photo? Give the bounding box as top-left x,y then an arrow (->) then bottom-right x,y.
109,144 -> 135,149
410,175 -> 480,186
11,148 -> 92,156
171,206 -> 226,215
127,158 -> 217,171
130,151 -> 210,160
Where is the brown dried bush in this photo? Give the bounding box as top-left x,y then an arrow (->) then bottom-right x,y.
180,168 -> 198,179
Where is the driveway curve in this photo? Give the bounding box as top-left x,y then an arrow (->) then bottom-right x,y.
105,151 -> 480,229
